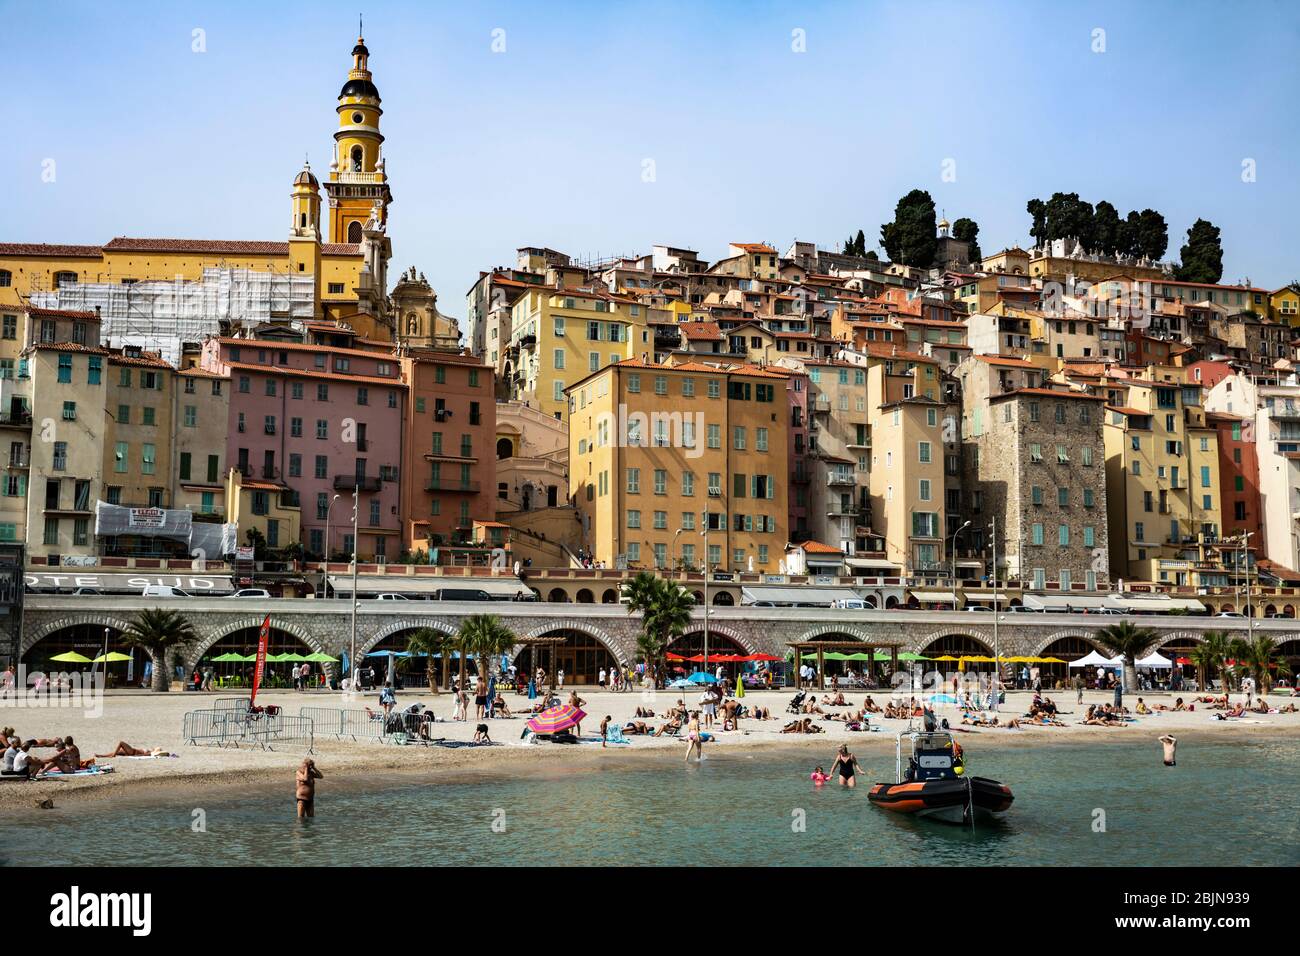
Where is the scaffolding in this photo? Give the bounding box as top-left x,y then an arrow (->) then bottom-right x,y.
31,268 -> 317,365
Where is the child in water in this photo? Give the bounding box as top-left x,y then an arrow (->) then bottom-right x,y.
810,766 -> 829,786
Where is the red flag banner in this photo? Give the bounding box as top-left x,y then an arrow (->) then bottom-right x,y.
250,615 -> 270,707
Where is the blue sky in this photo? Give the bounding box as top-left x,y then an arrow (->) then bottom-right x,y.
5,0 -> 1299,306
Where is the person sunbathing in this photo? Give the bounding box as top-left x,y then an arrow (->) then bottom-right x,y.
95,742 -> 174,758
862,696 -> 881,713
1277,702 -> 1298,713
653,716 -> 683,736
622,721 -> 650,735
1135,699 -> 1152,715
1224,703 -> 1247,718
801,699 -> 826,715
492,696 -> 514,718
634,706 -> 656,718
36,736 -> 81,775
822,692 -> 848,707
780,718 -> 823,734
749,706 -> 772,719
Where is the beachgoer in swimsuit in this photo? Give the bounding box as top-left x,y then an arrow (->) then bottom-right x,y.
295,758 -> 322,818
810,766 -> 828,785
829,744 -> 861,788
1159,734 -> 1177,767
684,712 -> 703,762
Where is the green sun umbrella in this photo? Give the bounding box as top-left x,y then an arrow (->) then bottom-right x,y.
280,653 -> 309,662
91,652 -> 132,663
48,652 -> 93,663
211,652 -> 245,662
305,653 -> 338,662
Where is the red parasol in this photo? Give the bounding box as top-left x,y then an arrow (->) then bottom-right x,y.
526,704 -> 586,735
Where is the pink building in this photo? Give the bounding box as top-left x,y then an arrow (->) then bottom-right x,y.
200,336 -> 407,561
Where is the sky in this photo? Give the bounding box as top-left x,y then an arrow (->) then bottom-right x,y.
4,0 -> 1300,310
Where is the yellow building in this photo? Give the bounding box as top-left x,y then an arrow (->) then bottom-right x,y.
225,469 -> 302,554
1269,285 -> 1300,325
506,287 -> 648,420
1103,372 -> 1224,586
0,32 -> 394,343
568,359 -> 789,573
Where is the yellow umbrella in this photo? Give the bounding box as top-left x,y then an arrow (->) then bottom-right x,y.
1005,656 -> 1032,663
961,656 -> 997,663
931,655 -> 961,661
92,652 -> 132,663
1040,656 -> 1067,664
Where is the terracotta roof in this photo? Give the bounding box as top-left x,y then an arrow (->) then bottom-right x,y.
26,307 -> 99,320
991,387 -> 1107,401
26,342 -> 112,356
109,351 -> 171,369
216,336 -> 395,362
0,243 -> 102,258
223,361 -> 406,389
798,540 -> 843,555
238,478 -> 289,491
101,237 -> 360,256
177,367 -> 228,379
974,355 -> 1035,368
1106,406 -> 1150,416
731,243 -> 777,254
681,322 -> 723,340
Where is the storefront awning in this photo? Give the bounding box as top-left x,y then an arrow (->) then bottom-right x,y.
1105,594 -> 1205,613
24,571 -> 235,594
328,575 -> 531,599
909,589 -> 958,604
742,585 -> 866,607
845,557 -> 901,570
1023,594 -> 1110,611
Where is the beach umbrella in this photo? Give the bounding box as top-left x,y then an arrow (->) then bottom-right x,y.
211,652 -> 244,662
930,655 -> 961,662
48,652 -> 93,663
305,653 -> 338,663
667,678 -> 693,688
280,652 -> 309,663
687,671 -> 717,684
91,652 -> 132,663
895,652 -> 930,662
1039,657 -> 1067,664
749,654 -> 783,662
526,704 -> 586,735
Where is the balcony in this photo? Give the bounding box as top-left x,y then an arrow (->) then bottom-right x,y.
826,504 -> 860,518
812,397 -> 831,414
333,475 -> 382,493
826,472 -> 856,487
424,479 -> 481,493
0,412 -> 32,428
335,170 -> 385,184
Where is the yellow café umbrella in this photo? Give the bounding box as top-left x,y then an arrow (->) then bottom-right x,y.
1039,657 -> 1067,664
961,656 -> 998,663
49,652 -> 93,664
930,655 -> 961,661
92,652 -> 132,663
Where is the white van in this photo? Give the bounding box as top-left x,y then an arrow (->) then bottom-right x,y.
142,585 -> 189,598
830,598 -> 870,609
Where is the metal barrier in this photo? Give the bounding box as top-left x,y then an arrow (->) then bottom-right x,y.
213,696 -> 253,714
300,706 -> 388,742
183,708 -> 314,752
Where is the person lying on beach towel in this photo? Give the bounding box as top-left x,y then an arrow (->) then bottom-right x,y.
36,736 -> 81,776
95,742 -> 175,758
1277,702 -> 1298,713
780,718 -> 824,734
961,713 -> 1018,728
622,721 -> 651,735
634,707 -> 655,718
822,692 -> 849,707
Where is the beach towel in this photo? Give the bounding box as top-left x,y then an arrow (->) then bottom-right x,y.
603,725 -> 631,745
123,753 -> 180,759
39,765 -> 114,777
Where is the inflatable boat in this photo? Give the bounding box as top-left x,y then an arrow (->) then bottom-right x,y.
868,731 -> 1013,824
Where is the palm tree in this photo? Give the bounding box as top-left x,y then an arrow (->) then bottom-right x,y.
121,608 -> 197,693
623,572 -> 693,685
404,627 -> 454,694
1238,634 -> 1292,694
1198,631 -> 1244,698
1188,642 -> 1218,693
1093,621 -> 1158,694
456,614 -> 517,694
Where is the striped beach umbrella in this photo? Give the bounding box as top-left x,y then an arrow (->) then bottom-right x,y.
526,704 -> 586,735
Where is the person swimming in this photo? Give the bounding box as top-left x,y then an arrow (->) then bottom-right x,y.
810,766 -> 828,785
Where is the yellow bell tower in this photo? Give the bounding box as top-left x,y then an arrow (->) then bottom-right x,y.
288,161 -> 323,316
322,28 -> 393,245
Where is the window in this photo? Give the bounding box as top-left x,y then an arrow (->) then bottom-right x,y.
87,357 -> 102,384
57,355 -> 72,383
316,419 -> 328,439
627,510 -> 641,529
61,401 -> 76,421
1058,487 -> 1068,507
682,378 -> 695,397
654,469 -> 666,495
756,427 -> 768,452
1031,486 -> 1043,506
1058,525 -> 1070,546
357,387 -> 369,405
207,455 -> 219,483
682,472 -> 694,496
918,441 -> 931,463
553,349 -> 565,370
1081,446 -> 1093,467
626,468 -> 640,494
1056,444 -> 1069,463
179,453 -> 191,481
1029,443 -> 1042,463
142,407 -> 155,426
1083,488 -> 1095,508
315,455 -> 328,479
1083,526 -> 1095,547
919,479 -> 931,501
317,383 -> 329,401
733,426 -> 746,450
1031,523 -> 1044,545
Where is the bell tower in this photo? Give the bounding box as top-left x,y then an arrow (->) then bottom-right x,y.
322,28 -> 393,245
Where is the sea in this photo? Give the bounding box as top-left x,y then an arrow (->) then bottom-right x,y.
2,736 -> 1296,866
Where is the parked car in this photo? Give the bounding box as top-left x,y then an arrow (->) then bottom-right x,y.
1008,604 -> 1042,613
230,588 -> 272,599
142,585 -> 190,598
965,605 -> 993,612
374,593 -> 409,601
1093,607 -> 1123,615
1215,611 -> 1246,619
71,587 -> 102,596
830,598 -> 870,609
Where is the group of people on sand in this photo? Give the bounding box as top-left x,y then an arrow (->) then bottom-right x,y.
0,728 -> 172,779
1081,703 -> 1131,726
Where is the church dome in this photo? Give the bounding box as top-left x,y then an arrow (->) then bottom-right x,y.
294,164 -> 319,188
340,77 -> 380,99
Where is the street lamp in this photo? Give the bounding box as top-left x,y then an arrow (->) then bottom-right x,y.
987,515 -> 1001,712
349,491 -> 359,696
673,528 -> 685,571
322,493 -> 341,597
950,519 -> 971,611
1239,531 -> 1256,631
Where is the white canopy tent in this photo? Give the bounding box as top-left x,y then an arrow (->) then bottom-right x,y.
1069,650 -> 1116,668
1136,651 -> 1173,669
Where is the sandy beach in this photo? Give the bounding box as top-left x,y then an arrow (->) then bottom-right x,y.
1,684 -> 1296,810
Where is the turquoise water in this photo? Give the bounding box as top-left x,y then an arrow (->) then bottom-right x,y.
2,738 -> 1297,866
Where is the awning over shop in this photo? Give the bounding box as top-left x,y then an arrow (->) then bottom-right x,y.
327,575 -> 531,599
909,589 -> 958,604
1105,594 -> 1206,613
844,557 -> 901,570
741,585 -> 866,607
1023,594 -> 1110,611
24,571 -> 235,594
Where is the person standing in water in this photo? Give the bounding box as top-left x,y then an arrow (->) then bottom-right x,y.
829,744 -> 862,788
296,758 -> 323,818
684,711 -> 703,762
1159,734 -> 1177,767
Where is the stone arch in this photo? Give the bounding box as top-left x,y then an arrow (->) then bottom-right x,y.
600,588 -> 619,604
794,624 -> 878,645
916,626 -> 993,652
496,437 -> 514,460
20,613 -> 136,658
547,588 -> 569,603
918,632 -> 994,657
1031,627 -> 1106,658
519,619 -> 627,667
360,617 -> 458,656
669,622 -> 758,655
186,616 -> 324,667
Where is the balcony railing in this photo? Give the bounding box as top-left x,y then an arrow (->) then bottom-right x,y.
424,479 -> 480,493
826,472 -> 856,487
333,475 -> 382,493
0,412 -> 32,427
